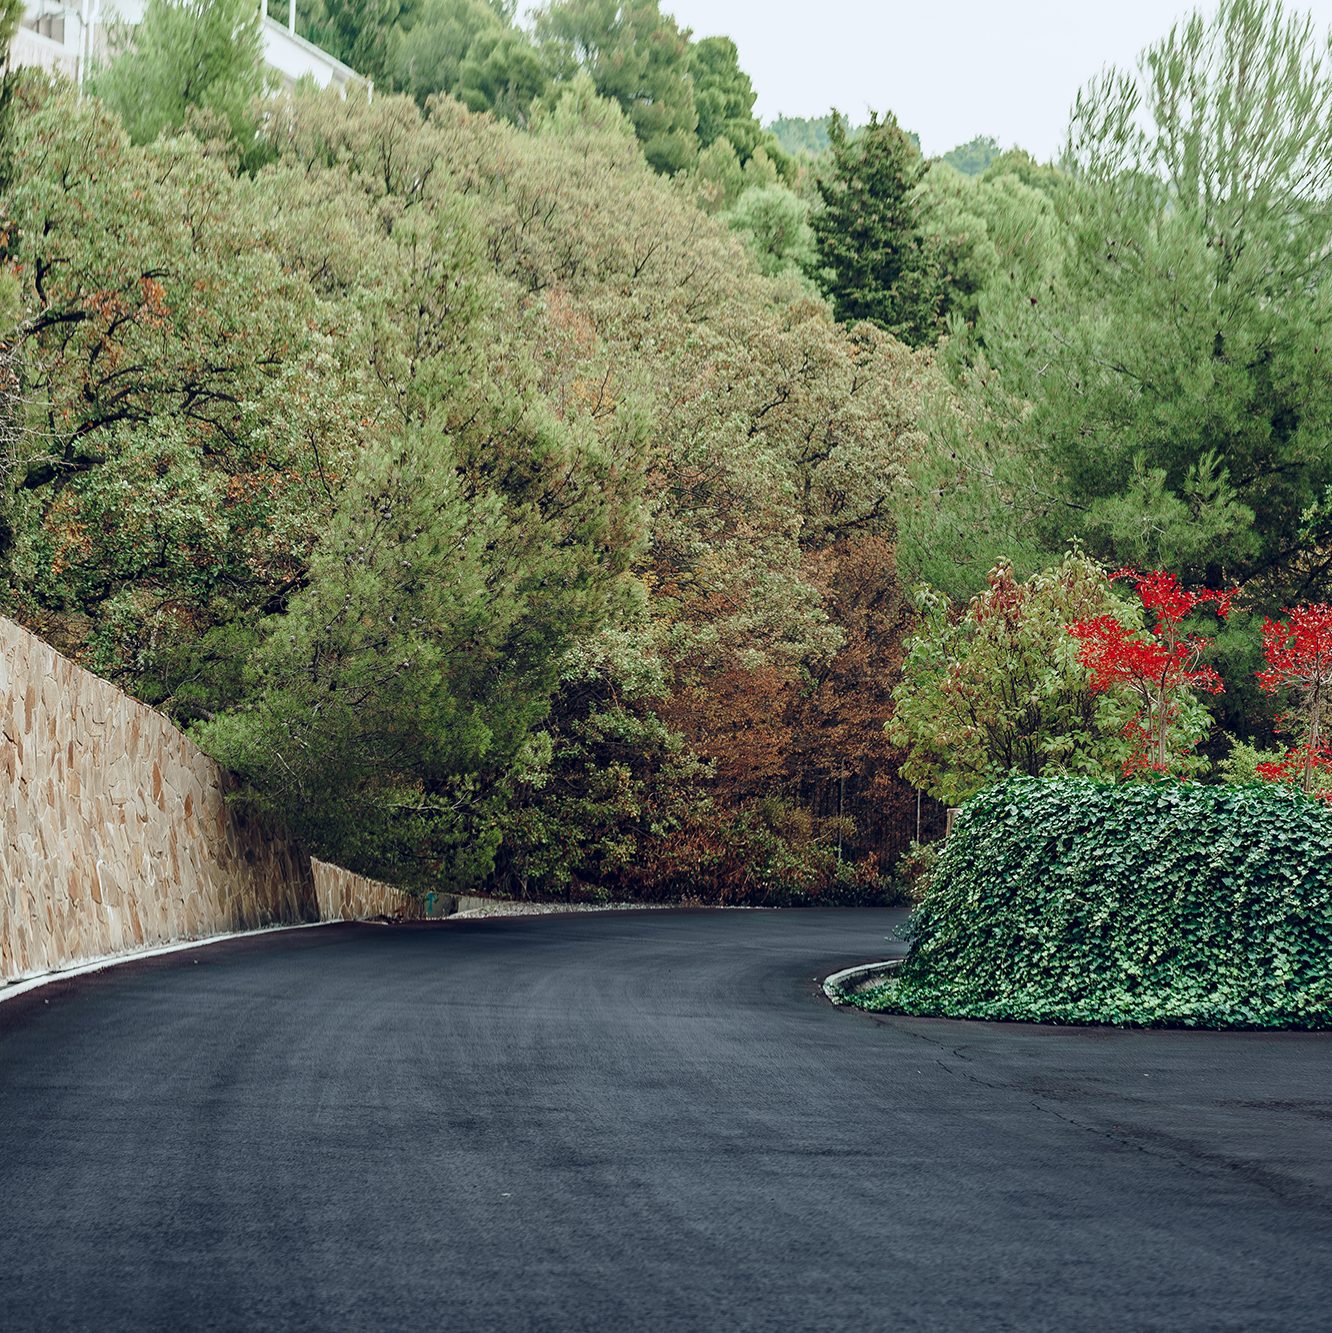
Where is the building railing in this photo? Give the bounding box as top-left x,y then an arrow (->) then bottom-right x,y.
11,22 -> 79,79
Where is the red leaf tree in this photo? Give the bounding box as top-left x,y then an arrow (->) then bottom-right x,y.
1254,604 -> 1332,796
1067,569 -> 1235,775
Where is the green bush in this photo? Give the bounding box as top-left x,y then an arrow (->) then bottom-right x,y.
856,777 -> 1332,1027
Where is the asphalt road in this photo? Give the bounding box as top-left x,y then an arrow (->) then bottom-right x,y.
2,909 -> 1330,1332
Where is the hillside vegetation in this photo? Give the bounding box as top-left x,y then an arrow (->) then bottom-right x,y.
0,70 -> 927,897
3,0 -> 1332,902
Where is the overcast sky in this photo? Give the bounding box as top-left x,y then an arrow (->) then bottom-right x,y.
659,0 -> 1332,160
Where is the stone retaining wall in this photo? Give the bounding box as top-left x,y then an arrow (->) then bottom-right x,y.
0,616 -> 429,984
312,858 -> 420,922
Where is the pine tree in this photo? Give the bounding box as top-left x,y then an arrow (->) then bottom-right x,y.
812,110 -> 941,347
311,0 -> 409,83
535,0 -> 698,173
941,0 -> 1332,599
689,35 -> 767,164
89,0 -> 267,149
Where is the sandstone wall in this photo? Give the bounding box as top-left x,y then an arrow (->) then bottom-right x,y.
310,861 -> 498,921
0,617 -> 321,983
311,858 -> 420,922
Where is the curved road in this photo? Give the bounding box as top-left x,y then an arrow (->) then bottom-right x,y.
2,908 -> 1330,1331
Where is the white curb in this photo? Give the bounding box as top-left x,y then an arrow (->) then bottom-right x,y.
823,958 -> 903,1005
0,919 -> 343,1007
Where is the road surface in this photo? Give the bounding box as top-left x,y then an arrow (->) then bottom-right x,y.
1,909 -> 1329,1330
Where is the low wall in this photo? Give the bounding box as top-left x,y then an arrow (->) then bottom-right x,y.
312,858 -> 419,921
0,617 -> 431,985
311,862 -> 499,922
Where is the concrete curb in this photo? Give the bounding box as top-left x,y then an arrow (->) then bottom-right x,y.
823,958 -> 903,1006
0,919 -> 344,1006
0,903 -> 729,1005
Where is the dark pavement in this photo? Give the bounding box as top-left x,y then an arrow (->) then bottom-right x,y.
1,908 -> 1329,1331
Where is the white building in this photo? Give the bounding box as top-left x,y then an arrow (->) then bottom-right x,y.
11,2 -> 365,93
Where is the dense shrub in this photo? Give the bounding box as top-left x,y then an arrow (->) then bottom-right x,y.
856,777 -> 1332,1027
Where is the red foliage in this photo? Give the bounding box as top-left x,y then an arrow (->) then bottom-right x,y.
1068,569 -> 1235,775
1067,614 -> 1225,699
1254,603 -> 1332,795
1110,568 -> 1236,629
1255,742 -> 1332,799
1256,604 -> 1332,697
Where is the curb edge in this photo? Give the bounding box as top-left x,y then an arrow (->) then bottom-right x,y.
822,958 -> 903,1005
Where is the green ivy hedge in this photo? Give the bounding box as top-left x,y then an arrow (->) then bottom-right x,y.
856,777 -> 1332,1028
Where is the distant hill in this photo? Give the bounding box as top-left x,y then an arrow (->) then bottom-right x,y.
939,135 -> 1002,175
766,114 -> 837,158
767,113 -> 926,160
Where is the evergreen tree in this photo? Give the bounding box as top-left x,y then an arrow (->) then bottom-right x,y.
939,0 -> 1332,600
812,111 -> 941,347
689,35 -> 772,165
385,0 -> 502,102
456,27 -> 552,123
310,0 -> 410,83
766,113 -> 837,159
535,0 -> 698,173
90,0 -> 267,149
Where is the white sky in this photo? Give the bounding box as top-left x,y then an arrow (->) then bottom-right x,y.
657,0 -> 1332,159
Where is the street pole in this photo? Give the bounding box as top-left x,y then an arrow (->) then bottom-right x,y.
77,0 -> 89,89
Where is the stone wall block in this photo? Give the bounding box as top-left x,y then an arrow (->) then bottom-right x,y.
0,617 -> 410,983
0,618 -> 317,981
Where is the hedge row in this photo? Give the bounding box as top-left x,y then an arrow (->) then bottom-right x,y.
856,777 -> 1332,1028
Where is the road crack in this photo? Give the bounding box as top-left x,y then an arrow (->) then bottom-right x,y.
873,1015 -> 1332,1214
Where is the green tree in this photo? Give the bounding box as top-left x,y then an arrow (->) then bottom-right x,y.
888,553 -> 1130,804
941,0 -> 1332,601
308,0 -> 409,83
385,0 -> 502,102
0,0 -> 21,53
722,184 -> 817,289
689,35 -> 774,166
535,0 -> 698,173
457,27 -> 553,122
199,413 -> 637,888
767,113 -> 838,159
7,71 -> 934,900
690,135 -> 744,212
915,157 -> 1061,330
90,0 -> 267,149
0,0 -> 24,184
812,110 -> 941,346
2,87 -> 352,690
